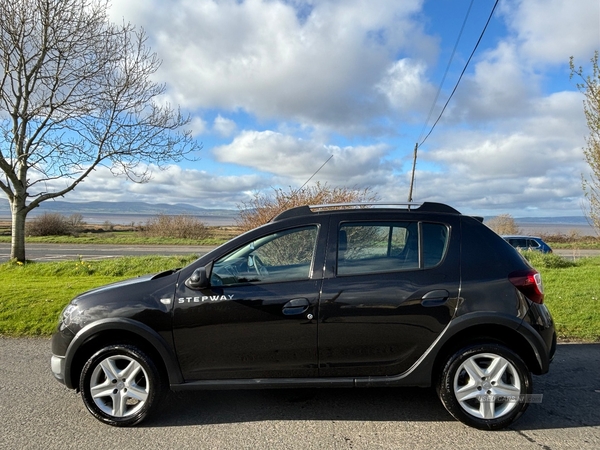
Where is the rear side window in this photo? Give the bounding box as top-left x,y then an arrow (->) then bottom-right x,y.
337,222 -> 448,276
508,238 -> 527,248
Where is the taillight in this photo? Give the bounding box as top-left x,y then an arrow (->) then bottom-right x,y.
509,269 -> 544,304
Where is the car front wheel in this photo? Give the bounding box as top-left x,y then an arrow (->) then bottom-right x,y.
438,343 -> 532,430
80,344 -> 163,427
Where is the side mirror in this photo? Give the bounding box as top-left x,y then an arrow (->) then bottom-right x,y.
185,267 -> 208,290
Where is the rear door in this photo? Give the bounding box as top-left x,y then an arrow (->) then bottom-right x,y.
318,213 -> 461,377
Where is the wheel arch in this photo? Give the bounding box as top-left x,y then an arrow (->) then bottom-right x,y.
431,318 -> 548,388
64,318 -> 183,389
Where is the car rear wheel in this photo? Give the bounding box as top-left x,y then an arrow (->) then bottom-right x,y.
438,343 -> 532,430
80,344 -> 163,427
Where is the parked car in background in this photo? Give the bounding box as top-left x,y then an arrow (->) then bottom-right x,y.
51,202 -> 556,430
502,236 -> 553,253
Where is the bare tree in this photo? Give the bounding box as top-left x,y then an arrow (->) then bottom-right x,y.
0,0 -> 199,261
571,51 -> 600,235
236,182 -> 378,232
486,214 -> 520,235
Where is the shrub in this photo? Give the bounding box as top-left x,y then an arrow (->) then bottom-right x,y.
486,214 -> 520,235
237,182 -> 378,232
26,213 -> 73,236
144,214 -> 209,239
66,213 -> 86,232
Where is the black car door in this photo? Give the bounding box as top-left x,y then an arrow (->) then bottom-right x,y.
173,222 -> 327,380
318,214 -> 461,377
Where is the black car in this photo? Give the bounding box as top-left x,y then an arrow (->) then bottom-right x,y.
51,202 -> 556,430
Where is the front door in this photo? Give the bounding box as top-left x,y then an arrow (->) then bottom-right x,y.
173,224 -> 325,380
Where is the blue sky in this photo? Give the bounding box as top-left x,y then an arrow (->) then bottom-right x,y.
57,0 -> 599,217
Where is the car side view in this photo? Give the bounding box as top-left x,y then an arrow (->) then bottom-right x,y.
51,202 -> 556,430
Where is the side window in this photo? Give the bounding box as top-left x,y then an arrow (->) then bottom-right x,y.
211,226 -> 318,285
338,222 -> 419,275
527,239 -> 540,249
512,238 -> 527,248
337,222 -> 448,275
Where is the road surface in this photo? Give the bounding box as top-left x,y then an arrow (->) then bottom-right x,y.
0,338 -> 598,449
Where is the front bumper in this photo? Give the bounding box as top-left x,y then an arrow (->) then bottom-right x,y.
51,355 -> 66,385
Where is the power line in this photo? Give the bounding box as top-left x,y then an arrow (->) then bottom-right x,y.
418,0 -> 475,145
408,0 -> 499,201
419,0 -> 499,147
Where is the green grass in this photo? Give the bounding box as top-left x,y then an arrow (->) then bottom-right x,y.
0,255 -> 197,336
1,254 -> 599,341
523,253 -> 600,342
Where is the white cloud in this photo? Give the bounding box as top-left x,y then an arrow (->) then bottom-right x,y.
450,42 -> 537,123
110,0 -> 435,132
414,91 -> 588,214
213,115 -> 237,137
499,0 -> 600,65
446,0 -> 598,124
376,58 -> 435,115
59,165 -> 265,208
189,116 -> 208,137
213,130 -> 393,186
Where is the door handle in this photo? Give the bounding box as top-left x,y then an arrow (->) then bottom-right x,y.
421,289 -> 449,307
282,298 -> 310,315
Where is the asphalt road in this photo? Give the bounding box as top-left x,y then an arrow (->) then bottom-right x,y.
1,242 -> 599,263
0,338 -> 598,449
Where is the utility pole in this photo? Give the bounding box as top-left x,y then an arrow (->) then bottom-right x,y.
407,142 -> 418,202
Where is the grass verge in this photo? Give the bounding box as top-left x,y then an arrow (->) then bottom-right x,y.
522,252 -> 600,342
0,255 -> 197,336
0,254 -> 598,341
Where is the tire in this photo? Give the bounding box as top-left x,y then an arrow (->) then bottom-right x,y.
80,344 -> 163,427
437,343 -> 532,430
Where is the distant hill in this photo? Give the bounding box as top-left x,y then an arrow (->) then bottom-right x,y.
0,198 -> 238,220
0,198 -> 591,226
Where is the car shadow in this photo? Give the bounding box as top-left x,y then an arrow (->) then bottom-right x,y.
146,386 -> 451,427
144,343 -> 600,430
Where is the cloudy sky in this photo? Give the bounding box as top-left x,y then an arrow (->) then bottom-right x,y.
63,0 -> 599,217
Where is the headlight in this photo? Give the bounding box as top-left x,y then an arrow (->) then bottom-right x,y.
60,303 -> 79,329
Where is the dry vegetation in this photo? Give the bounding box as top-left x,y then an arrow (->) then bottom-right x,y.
236,182 -> 378,232
485,214 -> 520,235
142,214 -> 210,239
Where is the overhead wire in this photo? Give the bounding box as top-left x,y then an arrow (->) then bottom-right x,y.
419,0 -> 499,147
417,0 -> 475,145
408,0 -> 499,201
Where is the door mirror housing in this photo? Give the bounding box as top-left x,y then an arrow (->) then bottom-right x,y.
185,267 -> 208,290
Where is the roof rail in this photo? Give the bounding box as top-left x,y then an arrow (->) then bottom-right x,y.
271,201 -> 460,222
310,202 -> 423,210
